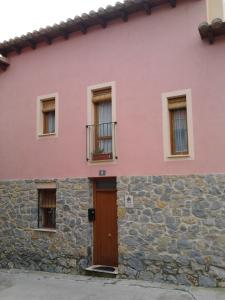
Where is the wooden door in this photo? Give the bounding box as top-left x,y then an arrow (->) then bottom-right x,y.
93,179 -> 118,266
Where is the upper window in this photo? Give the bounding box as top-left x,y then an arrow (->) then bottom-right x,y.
42,99 -> 55,134
162,89 -> 194,160
168,97 -> 188,155
87,82 -> 117,162
38,189 -> 56,229
92,88 -> 113,161
37,93 -> 58,137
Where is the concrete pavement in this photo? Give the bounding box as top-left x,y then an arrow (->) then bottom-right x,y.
0,269 -> 224,300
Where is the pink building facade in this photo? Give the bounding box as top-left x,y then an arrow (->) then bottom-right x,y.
1,0 -> 225,287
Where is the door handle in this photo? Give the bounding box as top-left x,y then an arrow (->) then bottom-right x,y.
108,233 -> 112,238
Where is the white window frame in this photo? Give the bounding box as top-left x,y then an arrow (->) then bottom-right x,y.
36,93 -> 59,138
87,81 -> 116,163
162,89 -> 194,161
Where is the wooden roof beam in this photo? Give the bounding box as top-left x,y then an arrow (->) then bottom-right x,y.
121,10 -> 128,22
79,23 -> 87,34
89,11 -> 108,29
143,2 -> 152,15
60,30 -> 70,40
169,0 -> 176,8
44,35 -> 52,45
28,39 -> 37,50
0,51 -> 8,57
99,17 -> 107,28
14,46 -> 21,54
208,28 -> 215,44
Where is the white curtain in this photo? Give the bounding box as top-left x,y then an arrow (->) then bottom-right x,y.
173,109 -> 188,153
48,111 -> 55,133
98,102 -> 112,153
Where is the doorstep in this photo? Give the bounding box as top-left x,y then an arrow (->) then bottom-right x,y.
85,265 -> 118,275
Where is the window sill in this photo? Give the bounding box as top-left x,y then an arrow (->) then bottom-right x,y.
88,159 -> 118,165
166,154 -> 192,160
34,228 -> 56,233
168,154 -> 190,158
38,133 -> 56,137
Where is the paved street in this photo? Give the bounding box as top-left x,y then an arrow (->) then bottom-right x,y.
0,269 -> 224,300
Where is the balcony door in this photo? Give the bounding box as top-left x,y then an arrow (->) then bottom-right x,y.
93,88 -> 113,161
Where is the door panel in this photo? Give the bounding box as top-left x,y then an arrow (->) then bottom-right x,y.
93,183 -> 118,266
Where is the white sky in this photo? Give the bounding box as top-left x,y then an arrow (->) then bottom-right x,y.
0,0 -> 118,43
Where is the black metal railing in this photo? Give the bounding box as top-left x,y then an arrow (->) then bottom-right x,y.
86,122 -> 117,161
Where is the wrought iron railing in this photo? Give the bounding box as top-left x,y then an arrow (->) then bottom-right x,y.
86,122 -> 117,161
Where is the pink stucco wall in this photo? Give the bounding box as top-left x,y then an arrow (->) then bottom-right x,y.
1,0 -> 224,180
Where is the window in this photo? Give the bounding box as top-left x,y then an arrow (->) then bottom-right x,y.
42,99 -> 55,134
162,89 -> 194,160
92,88 -> 113,160
37,93 -> 58,137
87,82 -> 117,162
38,189 -> 56,229
168,97 -> 188,155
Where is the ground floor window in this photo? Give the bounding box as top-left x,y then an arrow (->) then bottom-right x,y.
38,189 -> 56,229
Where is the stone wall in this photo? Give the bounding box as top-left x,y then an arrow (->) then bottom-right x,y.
0,179 -> 91,273
1,175 -> 225,287
117,175 -> 225,287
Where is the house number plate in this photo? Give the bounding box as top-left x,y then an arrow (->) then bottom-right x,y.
99,170 -> 106,176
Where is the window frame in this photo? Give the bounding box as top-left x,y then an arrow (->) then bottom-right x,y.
37,93 -> 59,138
87,82 -> 116,163
162,89 -> 194,161
38,188 -> 56,230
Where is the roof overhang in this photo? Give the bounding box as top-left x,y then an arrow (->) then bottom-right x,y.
0,0 -> 178,56
199,18 -> 225,44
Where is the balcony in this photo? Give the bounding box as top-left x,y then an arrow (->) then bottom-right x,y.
86,122 -> 117,161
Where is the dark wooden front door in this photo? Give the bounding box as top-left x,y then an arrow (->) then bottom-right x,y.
93,178 -> 118,267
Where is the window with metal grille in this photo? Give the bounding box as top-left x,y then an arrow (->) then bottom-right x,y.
38,189 -> 56,229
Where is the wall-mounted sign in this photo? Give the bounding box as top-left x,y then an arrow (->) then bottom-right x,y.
125,195 -> 134,208
99,170 -> 106,176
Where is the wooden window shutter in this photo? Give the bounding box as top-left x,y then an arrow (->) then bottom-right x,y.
92,88 -> 111,103
42,99 -> 55,112
40,190 -> 56,208
168,97 -> 186,110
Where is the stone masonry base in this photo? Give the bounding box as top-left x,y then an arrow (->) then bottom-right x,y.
0,175 -> 225,287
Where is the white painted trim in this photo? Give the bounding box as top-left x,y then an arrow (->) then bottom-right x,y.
162,89 -> 194,161
87,81 -> 116,124
36,93 -> 59,139
206,0 -> 224,23
87,82 -> 116,162
33,228 -> 56,233
36,182 -> 56,189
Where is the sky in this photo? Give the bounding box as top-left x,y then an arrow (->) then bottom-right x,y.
0,0 -> 118,43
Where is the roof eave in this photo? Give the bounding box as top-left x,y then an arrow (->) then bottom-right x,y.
0,0 -> 177,56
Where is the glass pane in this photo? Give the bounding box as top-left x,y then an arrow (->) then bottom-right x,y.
99,139 -> 112,154
38,189 -> 56,228
96,179 -> 116,190
48,111 -> 55,133
98,101 -> 112,124
98,122 -> 112,137
173,109 -> 188,153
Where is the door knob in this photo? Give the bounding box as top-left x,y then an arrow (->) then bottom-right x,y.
108,233 -> 112,238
